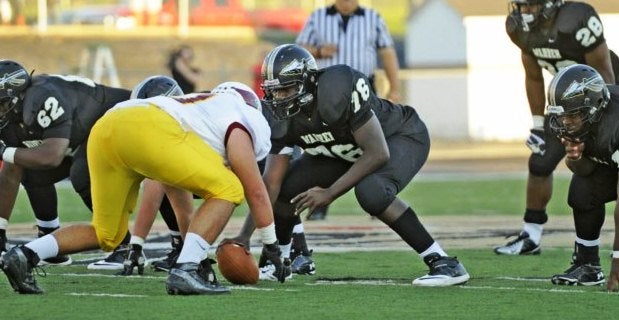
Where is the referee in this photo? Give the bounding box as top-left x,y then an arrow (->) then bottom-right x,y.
296,0 -> 401,102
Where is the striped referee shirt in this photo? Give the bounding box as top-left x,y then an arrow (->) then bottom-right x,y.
296,5 -> 394,77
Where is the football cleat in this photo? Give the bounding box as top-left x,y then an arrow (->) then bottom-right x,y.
0,245 -> 44,294
551,263 -> 605,286
291,254 -> 316,275
166,260 -> 230,295
412,253 -> 470,287
494,232 -> 541,255
152,236 -> 182,272
38,254 -> 72,266
259,258 -> 292,281
88,245 -> 148,270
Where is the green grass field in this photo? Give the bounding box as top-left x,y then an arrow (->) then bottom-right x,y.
3,175 -> 618,319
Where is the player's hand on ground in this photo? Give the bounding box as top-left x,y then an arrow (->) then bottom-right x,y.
526,128 -> 546,156
607,258 -> 619,292
291,187 -> 333,217
117,244 -> 145,276
259,242 -> 288,283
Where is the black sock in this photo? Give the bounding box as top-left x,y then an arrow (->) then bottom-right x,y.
387,207 -> 434,253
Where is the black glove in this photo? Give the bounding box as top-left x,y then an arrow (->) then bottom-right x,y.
526,128 -> 546,156
117,244 -> 146,276
259,242 -> 289,283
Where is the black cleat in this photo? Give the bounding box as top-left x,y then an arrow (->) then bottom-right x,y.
166,260 -> 230,295
551,261 -> 605,286
494,232 -> 541,255
291,254 -> 316,275
152,236 -> 182,272
0,246 -> 44,294
412,253 -> 470,287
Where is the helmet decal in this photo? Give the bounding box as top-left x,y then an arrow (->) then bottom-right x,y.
0,69 -> 28,90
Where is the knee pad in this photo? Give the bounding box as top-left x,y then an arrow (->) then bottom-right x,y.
528,154 -> 558,177
355,178 -> 395,216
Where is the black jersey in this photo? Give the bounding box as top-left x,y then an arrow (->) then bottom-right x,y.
583,86 -> 619,167
270,65 -> 426,163
18,75 -> 130,150
506,2 -> 605,75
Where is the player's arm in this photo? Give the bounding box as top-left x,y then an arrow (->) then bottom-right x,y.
608,171 -> 619,292
226,128 -> 275,231
522,52 -> 546,117
328,115 -> 389,200
584,41 -> 615,84
3,137 -> 70,169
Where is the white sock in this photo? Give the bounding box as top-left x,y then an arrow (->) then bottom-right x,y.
0,217 -> 8,229
575,237 -> 600,247
280,242 -> 292,259
176,232 -> 209,264
130,235 -> 145,247
292,223 -> 304,234
25,234 -> 59,260
523,223 -> 543,244
419,242 -> 448,259
36,218 -> 60,229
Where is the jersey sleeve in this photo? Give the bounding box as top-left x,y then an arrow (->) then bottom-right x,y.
22,86 -> 73,140
316,66 -> 374,132
557,3 -> 606,53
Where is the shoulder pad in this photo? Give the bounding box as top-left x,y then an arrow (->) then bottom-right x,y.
554,2 -> 598,34
316,66 -> 355,123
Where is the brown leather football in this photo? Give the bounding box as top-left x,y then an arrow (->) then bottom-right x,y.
215,240 -> 259,285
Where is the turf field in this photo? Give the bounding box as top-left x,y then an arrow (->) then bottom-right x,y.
2,173 -> 618,319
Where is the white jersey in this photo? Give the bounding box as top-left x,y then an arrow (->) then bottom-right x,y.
110,92 -> 271,163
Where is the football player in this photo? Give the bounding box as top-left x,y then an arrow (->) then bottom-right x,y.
543,64 -> 617,288
235,44 -> 469,286
494,0 -> 618,255
0,60 -> 131,266
0,80 -> 287,294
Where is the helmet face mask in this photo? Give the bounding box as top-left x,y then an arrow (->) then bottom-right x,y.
261,44 -> 318,121
509,0 -> 563,31
546,64 -> 610,141
0,60 -> 30,130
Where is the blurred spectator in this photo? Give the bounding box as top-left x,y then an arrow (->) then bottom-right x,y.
167,44 -> 202,93
296,0 -> 400,102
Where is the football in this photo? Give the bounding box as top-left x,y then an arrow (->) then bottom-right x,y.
215,240 -> 259,285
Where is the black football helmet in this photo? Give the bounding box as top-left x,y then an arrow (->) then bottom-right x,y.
131,75 -> 184,99
0,60 -> 31,130
508,0 -> 563,31
211,81 -> 262,111
546,64 -> 610,141
261,44 -> 318,120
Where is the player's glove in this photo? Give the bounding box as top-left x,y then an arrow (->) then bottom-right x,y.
117,244 -> 146,276
259,241 -> 289,283
526,128 -> 546,156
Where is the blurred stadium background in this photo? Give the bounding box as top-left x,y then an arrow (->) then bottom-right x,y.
0,0 -> 617,141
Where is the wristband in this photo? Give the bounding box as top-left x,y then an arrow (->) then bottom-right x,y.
612,251 -> 619,259
2,147 -> 16,163
257,222 -> 277,245
532,115 -> 544,129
